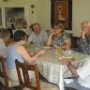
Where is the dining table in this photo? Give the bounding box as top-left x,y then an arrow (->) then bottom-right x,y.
26,44 -> 89,85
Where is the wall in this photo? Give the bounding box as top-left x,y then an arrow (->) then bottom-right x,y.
0,0 -> 90,36
35,0 -> 51,30
35,0 -> 90,36
0,0 -> 35,28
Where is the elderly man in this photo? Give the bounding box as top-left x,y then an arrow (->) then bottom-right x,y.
28,23 -> 48,45
63,57 -> 90,90
79,21 -> 90,54
0,29 -> 10,57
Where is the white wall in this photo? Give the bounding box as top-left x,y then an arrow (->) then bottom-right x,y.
0,0 -> 35,27
35,0 -> 51,30
72,0 -> 90,36
35,0 -> 90,36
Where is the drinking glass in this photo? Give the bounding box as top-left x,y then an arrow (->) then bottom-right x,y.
57,47 -> 63,56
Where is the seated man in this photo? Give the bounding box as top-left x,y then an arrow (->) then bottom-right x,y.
63,57 -> 90,90
79,21 -> 90,54
6,30 -> 45,81
0,29 -> 10,57
28,23 -> 48,45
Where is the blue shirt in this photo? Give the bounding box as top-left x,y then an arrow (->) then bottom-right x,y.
6,43 -> 24,69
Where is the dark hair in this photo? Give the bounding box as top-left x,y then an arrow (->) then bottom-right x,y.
13,30 -> 26,42
53,23 -> 65,33
0,29 -> 10,38
30,24 -> 34,31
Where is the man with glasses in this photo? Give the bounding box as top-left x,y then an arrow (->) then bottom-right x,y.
79,21 -> 90,54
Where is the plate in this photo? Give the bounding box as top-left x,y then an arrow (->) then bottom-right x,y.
44,46 -> 51,50
58,56 -> 75,61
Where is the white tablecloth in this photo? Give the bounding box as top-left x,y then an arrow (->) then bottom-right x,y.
27,46 -> 89,84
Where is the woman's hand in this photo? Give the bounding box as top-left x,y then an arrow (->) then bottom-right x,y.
63,58 -> 71,65
81,30 -> 87,39
37,50 -> 45,56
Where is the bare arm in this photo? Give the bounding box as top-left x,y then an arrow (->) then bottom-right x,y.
17,46 -> 44,63
27,33 -> 33,44
46,32 -> 55,46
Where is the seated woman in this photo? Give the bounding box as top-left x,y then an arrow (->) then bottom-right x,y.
46,24 -> 71,50
63,57 -> 90,90
79,21 -> 90,54
6,30 -> 45,81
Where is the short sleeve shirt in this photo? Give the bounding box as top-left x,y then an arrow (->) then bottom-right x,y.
0,38 -> 6,58
77,57 -> 90,88
79,35 -> 90,54
28,30 -> 48,45
51,32 -> 70,46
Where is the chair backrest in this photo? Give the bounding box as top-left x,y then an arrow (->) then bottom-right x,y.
0,56 -> 9,89
71,36 -> 80,49
15,60 -> 40,90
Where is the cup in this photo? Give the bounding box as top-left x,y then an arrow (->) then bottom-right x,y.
57,47 -> 63,55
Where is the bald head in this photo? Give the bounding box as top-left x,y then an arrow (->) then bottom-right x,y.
88,22 -> 90,32
81,20 -> 88,25
33,23 -> 41,34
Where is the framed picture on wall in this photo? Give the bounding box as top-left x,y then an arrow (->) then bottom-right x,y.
0,8 -> 2,26
51,0 -> 72,30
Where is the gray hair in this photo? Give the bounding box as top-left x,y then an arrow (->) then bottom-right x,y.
0,29 -> 10,38
81,20 -> 90,27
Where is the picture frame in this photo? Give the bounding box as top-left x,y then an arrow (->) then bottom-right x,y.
51,0 -> 72,30
0,8 -> 2,26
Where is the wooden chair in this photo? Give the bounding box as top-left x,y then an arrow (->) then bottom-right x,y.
0,57 -> 19,90
15,60 -> 59,90
71,36 -> 80,49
